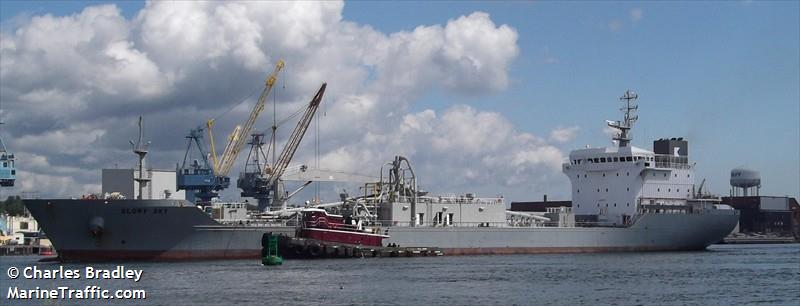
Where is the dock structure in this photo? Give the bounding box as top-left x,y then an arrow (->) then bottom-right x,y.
277,236 -> 443,259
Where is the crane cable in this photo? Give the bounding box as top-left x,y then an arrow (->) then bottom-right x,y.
207,84 -> 261,127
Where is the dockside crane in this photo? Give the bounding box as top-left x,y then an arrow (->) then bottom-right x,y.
0,101 -> 14,187
238,83 -> 327,211
0,126 -> 15,187
177,60 -> 284,203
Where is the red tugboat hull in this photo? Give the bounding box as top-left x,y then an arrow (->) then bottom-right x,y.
300,227 -> 388,247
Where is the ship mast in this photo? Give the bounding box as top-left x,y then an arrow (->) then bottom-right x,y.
607,90 -> 638,147
129,116 -> 151,200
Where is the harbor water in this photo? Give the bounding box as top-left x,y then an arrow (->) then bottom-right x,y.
2,244 -> 798,305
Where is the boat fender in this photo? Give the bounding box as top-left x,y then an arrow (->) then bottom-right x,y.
292,244 -> 305,256
308,244 -> 322,257
88,216 -> 104,238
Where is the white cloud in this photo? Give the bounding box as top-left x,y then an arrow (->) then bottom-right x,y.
314,105 -> 566,194
608,19 -> 623,32
630,8 -> 643,23
1,1 -> 569,201
549,126 -> 580,143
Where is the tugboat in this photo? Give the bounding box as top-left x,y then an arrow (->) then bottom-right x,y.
297,208 -> 389,247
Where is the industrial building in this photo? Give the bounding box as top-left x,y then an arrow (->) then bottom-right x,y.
102,168 -> 185,200
721,196 -> 799,238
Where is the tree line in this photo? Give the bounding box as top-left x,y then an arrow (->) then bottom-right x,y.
0,196 -> 26,216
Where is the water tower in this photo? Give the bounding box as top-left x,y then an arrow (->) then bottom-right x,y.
730,168 -> 760,196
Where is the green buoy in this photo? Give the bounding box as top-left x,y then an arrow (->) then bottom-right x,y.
261,233 -> 283,266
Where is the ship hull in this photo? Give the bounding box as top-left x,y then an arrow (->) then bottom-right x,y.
386,212 -> 739,254
24,199 -> 738,262
23,199 -> 295,261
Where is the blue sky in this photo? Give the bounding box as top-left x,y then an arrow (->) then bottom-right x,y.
1,1 -> 797,199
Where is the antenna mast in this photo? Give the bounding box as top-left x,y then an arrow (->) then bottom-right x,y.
129,116 -> 151,200
607,90 -> 639,147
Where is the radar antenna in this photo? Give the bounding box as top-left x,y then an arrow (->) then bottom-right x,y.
129,116 -> 151,199
607,90 -> 638,147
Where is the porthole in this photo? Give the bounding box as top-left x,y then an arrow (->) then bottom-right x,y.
627,187 -> 629,191
605,188 -> 609,192
603,173 -> 606,177
657,188 -> 660,192
614,203 -> 617,207
627,172 -> 630,176
616,173 -> 619,177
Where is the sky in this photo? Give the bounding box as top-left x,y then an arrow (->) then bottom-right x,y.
0,1 -> 797,203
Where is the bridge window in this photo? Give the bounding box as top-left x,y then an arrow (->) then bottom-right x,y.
594,158 -> 599,163
626,156 -> 633,162
600,157 -> 606,163
613,157 -> 619,162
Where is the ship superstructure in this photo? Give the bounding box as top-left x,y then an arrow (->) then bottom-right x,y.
563,90 -> 694,225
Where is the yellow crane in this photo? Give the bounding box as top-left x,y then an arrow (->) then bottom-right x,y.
208,60 -> 284,176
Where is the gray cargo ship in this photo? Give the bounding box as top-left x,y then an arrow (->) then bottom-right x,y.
24,90 -> 739,261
